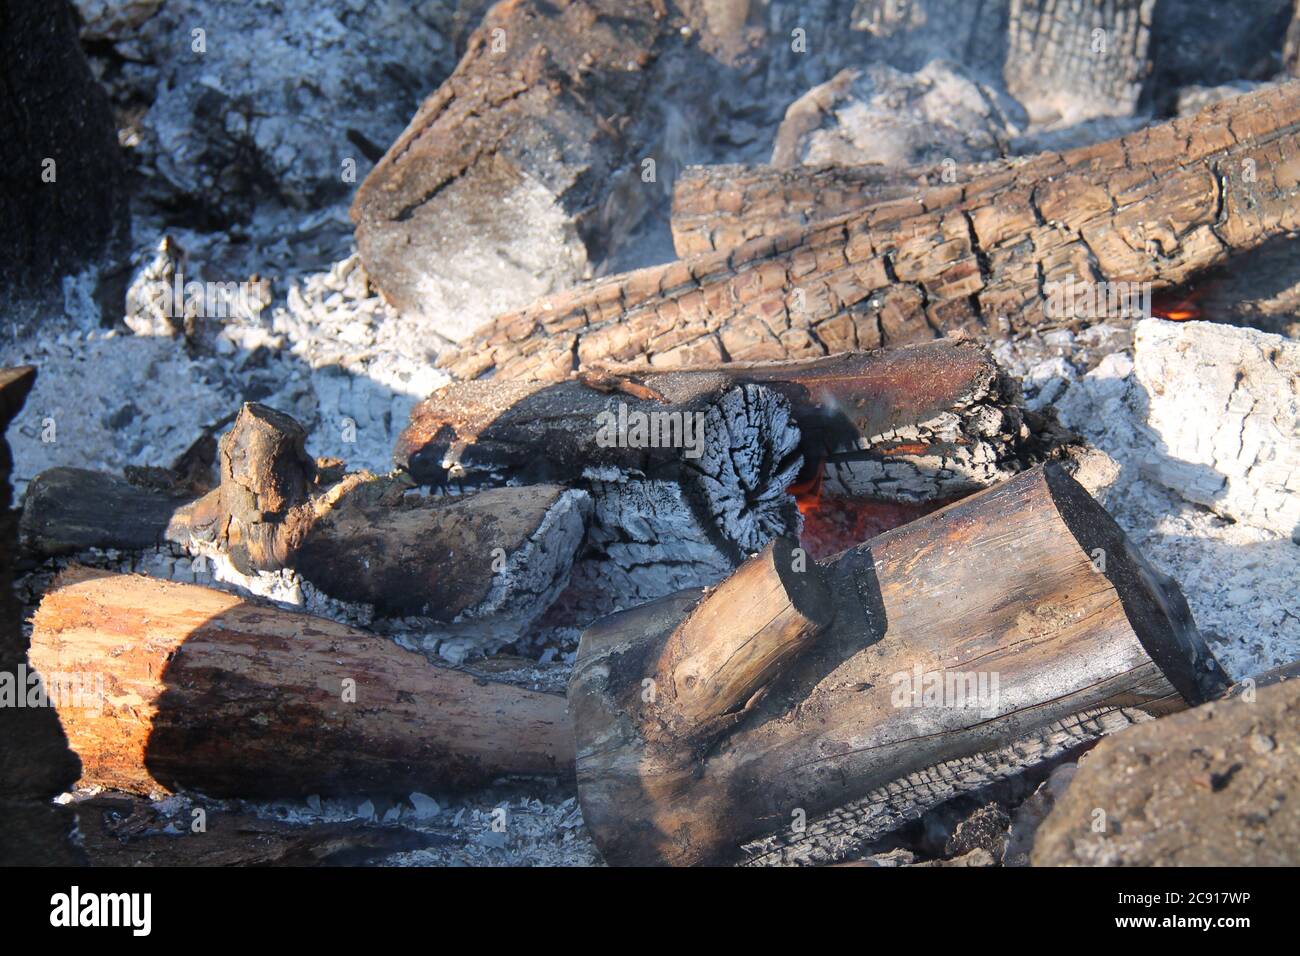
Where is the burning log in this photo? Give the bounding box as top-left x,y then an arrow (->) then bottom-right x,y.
399,341 -> 1068,611
444,81 -> 1300,382
402,340 -> 1058,505
28,567 -> 574,798
163,404 -> 589,648
568,463 -> 1225,866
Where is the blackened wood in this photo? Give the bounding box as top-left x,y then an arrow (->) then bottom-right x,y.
19,467 -> 194,557
569,463 -> 1224,866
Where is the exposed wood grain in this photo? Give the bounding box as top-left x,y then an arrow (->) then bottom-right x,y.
29,568 -> 575,798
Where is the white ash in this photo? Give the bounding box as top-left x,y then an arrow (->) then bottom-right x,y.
77,0 -> 462,220
1132,320 -> 1299,541
1011,321 -> 1300,682
563,478 -> 736,622
244,787 -> 599,867
772,61 -> 1026,169
3,245 -> 448,493
1,329 -> 237,501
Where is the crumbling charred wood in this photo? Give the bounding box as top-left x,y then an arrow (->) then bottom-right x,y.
0,366 -> 83,864
444,81 -> 1300,382
29,568 -> 575,798
167,404 -> 590,639
1003,0 -> 1154,125
19,467 -> 195,557
400,341 -> 1068,612
404,340 -> 1059,504
569,463 -> 1225,866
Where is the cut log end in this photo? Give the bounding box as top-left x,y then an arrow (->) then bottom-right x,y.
570,464 -> 1224,866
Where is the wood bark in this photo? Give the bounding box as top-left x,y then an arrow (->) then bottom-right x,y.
28,567 -> 574,799
443,81 -> 1300,382
568,463 -> 1225,866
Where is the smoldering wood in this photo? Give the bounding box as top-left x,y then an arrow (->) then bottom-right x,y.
402,340 -> 1060,505
167,403 -> 590,636
28,567 -> 575,798
399,341 -> 1068,612
443,82 -> 1300,382
568,463 -> 1225,866
19,467 -> 195,557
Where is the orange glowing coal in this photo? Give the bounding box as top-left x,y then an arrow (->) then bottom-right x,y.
789,458 -> 957,559
789,459 -> 825,519
1151,287 -> 1204,322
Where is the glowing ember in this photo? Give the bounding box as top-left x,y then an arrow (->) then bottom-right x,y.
1151,287 -> 1204,322
789,459 -> 958,559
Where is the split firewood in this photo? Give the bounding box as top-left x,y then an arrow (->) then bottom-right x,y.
443,81 -> 1300,382
568,463 -> 1226,866
28,567 -> 574,798
161,403 -> 589,645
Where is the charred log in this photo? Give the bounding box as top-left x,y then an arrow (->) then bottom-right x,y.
164,404 -> 590,643
568,463 -> 1225,866
400,342 -> 1069,612
444,82 -> 1300,381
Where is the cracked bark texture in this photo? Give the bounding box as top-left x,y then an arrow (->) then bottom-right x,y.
443,81 -> 1300,384
671,159 -> 1007,260
570,465 -> 1223,866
